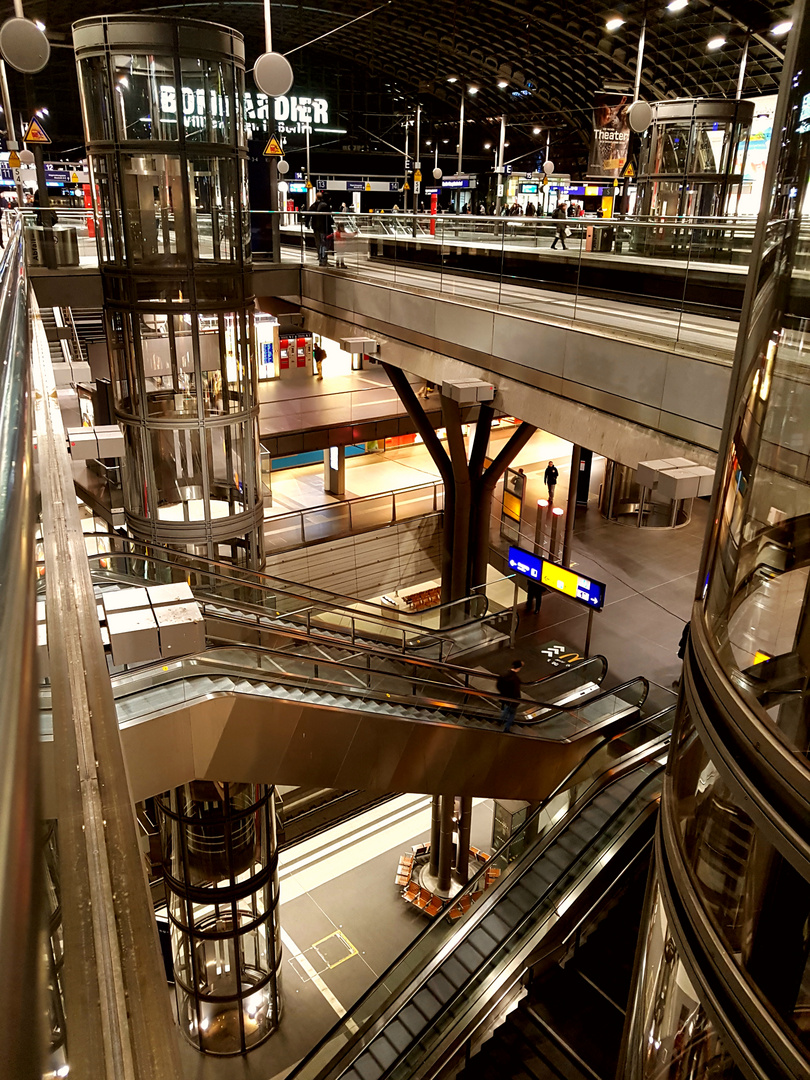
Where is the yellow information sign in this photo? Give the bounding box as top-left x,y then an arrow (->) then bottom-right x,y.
365,181 -> 371,191
8,150 -> 20,169
23,117 -> 51,144
263,134 -> 284,156
71,171 -> 79,183
540,561 -> 580,600
414,169 -> 422,183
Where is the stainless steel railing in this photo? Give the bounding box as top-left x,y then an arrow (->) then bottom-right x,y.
0,214 -> 41,1080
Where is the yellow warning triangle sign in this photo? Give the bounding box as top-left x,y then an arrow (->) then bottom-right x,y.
263,135 -> 283,157
23,117 -> 51,144
622,162 -> 635,178
71,172 -> 79,183
8,150 -> 21,169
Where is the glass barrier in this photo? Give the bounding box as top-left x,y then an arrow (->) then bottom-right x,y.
28,207 -> 761,360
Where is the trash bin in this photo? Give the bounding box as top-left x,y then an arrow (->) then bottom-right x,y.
593,226 -> 615,253
54,226 -> 80,267
26,225 -> 46,266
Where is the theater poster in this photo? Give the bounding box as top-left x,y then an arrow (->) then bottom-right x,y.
588,92 -> 631,178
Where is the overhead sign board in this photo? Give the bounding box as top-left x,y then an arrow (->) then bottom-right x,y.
508,547 -> 606,611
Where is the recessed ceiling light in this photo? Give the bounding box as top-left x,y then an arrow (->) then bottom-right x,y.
446,76 -> 458,83
497,80 -> 508,88
707,35 -> 726,50
667,0 -> 688,10
468,86 -> 479,94
606,17 -> 625,31
533,126 -> 541,134
34,19 -> 46,31
484,142 -> 492,149
771,20 -> 792,35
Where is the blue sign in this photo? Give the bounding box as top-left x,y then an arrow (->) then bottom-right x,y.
347,180 -> 365,191
261,342 -> 273,367
316,179 -> 327,190
508,546 -> 606,612
389,182 -> 400,191
442,178 -> 470,189
508,546 -> 542,580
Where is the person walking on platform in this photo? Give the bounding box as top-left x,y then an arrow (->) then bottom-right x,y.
308,194 -> 333,266
497,659 -> 524,732
313,343 -> 326,379
544,460 -> 559,501
550,201 -> 568,250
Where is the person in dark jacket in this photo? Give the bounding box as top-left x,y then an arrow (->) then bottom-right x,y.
544,460 -> 559,501
673,621 -> 691,687
550,201 -> 568,250
497,659 -> 524,732
309,195 -> 333,265
525,579 -> 544,614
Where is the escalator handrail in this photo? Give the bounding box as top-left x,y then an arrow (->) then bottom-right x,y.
81,550 -> 606,695
516,673 -> 650,727
286,709 -> 674,1080
351,767 -> 666,1080
78,536 -> 493,634
200,599 -> 608,698
87,647 -> 545,728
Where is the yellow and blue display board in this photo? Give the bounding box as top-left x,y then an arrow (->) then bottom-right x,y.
508,546 -> 606,612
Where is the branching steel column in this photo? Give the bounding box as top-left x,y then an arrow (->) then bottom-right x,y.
470,420 -> 538,591
437,794 -> 455,893
442,397 -> 472,605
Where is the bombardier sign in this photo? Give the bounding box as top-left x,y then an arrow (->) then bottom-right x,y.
157,88 -> 332,140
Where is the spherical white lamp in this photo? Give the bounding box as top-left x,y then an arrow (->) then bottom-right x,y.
433,167 -> 442,180
19,149 -> 35,165
542,160 -> 555,175
253,52 -> 294,97
627,100 -> 653,133
0,17 -> 50,74
276,159 -> 290,175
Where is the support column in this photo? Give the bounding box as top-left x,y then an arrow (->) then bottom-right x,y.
428,795 -> 441,878
323,445 -> 345,496
437,794 -> 455,893
455,796 -> 473,886
562,444 -> 581,566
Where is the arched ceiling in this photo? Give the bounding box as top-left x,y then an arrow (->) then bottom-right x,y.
13,0 -> 791,170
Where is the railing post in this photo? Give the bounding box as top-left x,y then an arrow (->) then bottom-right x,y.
300,511 -> 305,546
391,490 -> 397,523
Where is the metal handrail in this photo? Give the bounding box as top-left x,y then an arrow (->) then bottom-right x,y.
0,214 -> 39,1080
264,480 -> 444,551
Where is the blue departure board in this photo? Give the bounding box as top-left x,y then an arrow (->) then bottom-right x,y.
508,546 -> 606,612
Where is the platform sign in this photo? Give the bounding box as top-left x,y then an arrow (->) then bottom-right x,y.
508,547 -> 606,612
23,118 -> 51,144
263,134 -> 284,156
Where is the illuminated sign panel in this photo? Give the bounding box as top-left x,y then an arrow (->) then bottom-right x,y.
157,88 -> 334,140
508,546 -> 606,611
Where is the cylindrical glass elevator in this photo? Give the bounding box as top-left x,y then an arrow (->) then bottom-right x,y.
73,16 -> 263,567
156,782 -> 282,1055
622,4 -> 810,1077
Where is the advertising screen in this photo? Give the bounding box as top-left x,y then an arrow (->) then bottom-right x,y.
508,547 -> 606,611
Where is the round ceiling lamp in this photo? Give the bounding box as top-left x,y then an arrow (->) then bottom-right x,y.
276,158 -> 290,174
0,18 -> 50,74
253,52 -> 294,97
433,167 -> 442,179
542,160 -> 555,175
627,100 -> 653,132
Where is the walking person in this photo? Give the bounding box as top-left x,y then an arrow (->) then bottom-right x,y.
544,460 -> 559,502
550,201 -> 569,250
313,342 -> 326,380
308,194 -> 333,266
497,659 -> 524,733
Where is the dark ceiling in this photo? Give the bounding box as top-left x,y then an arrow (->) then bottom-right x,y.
7,0 -> 791,173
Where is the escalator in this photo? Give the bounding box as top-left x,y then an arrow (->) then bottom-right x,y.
285,711 -> 672,1080
38,540 -> 671,800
